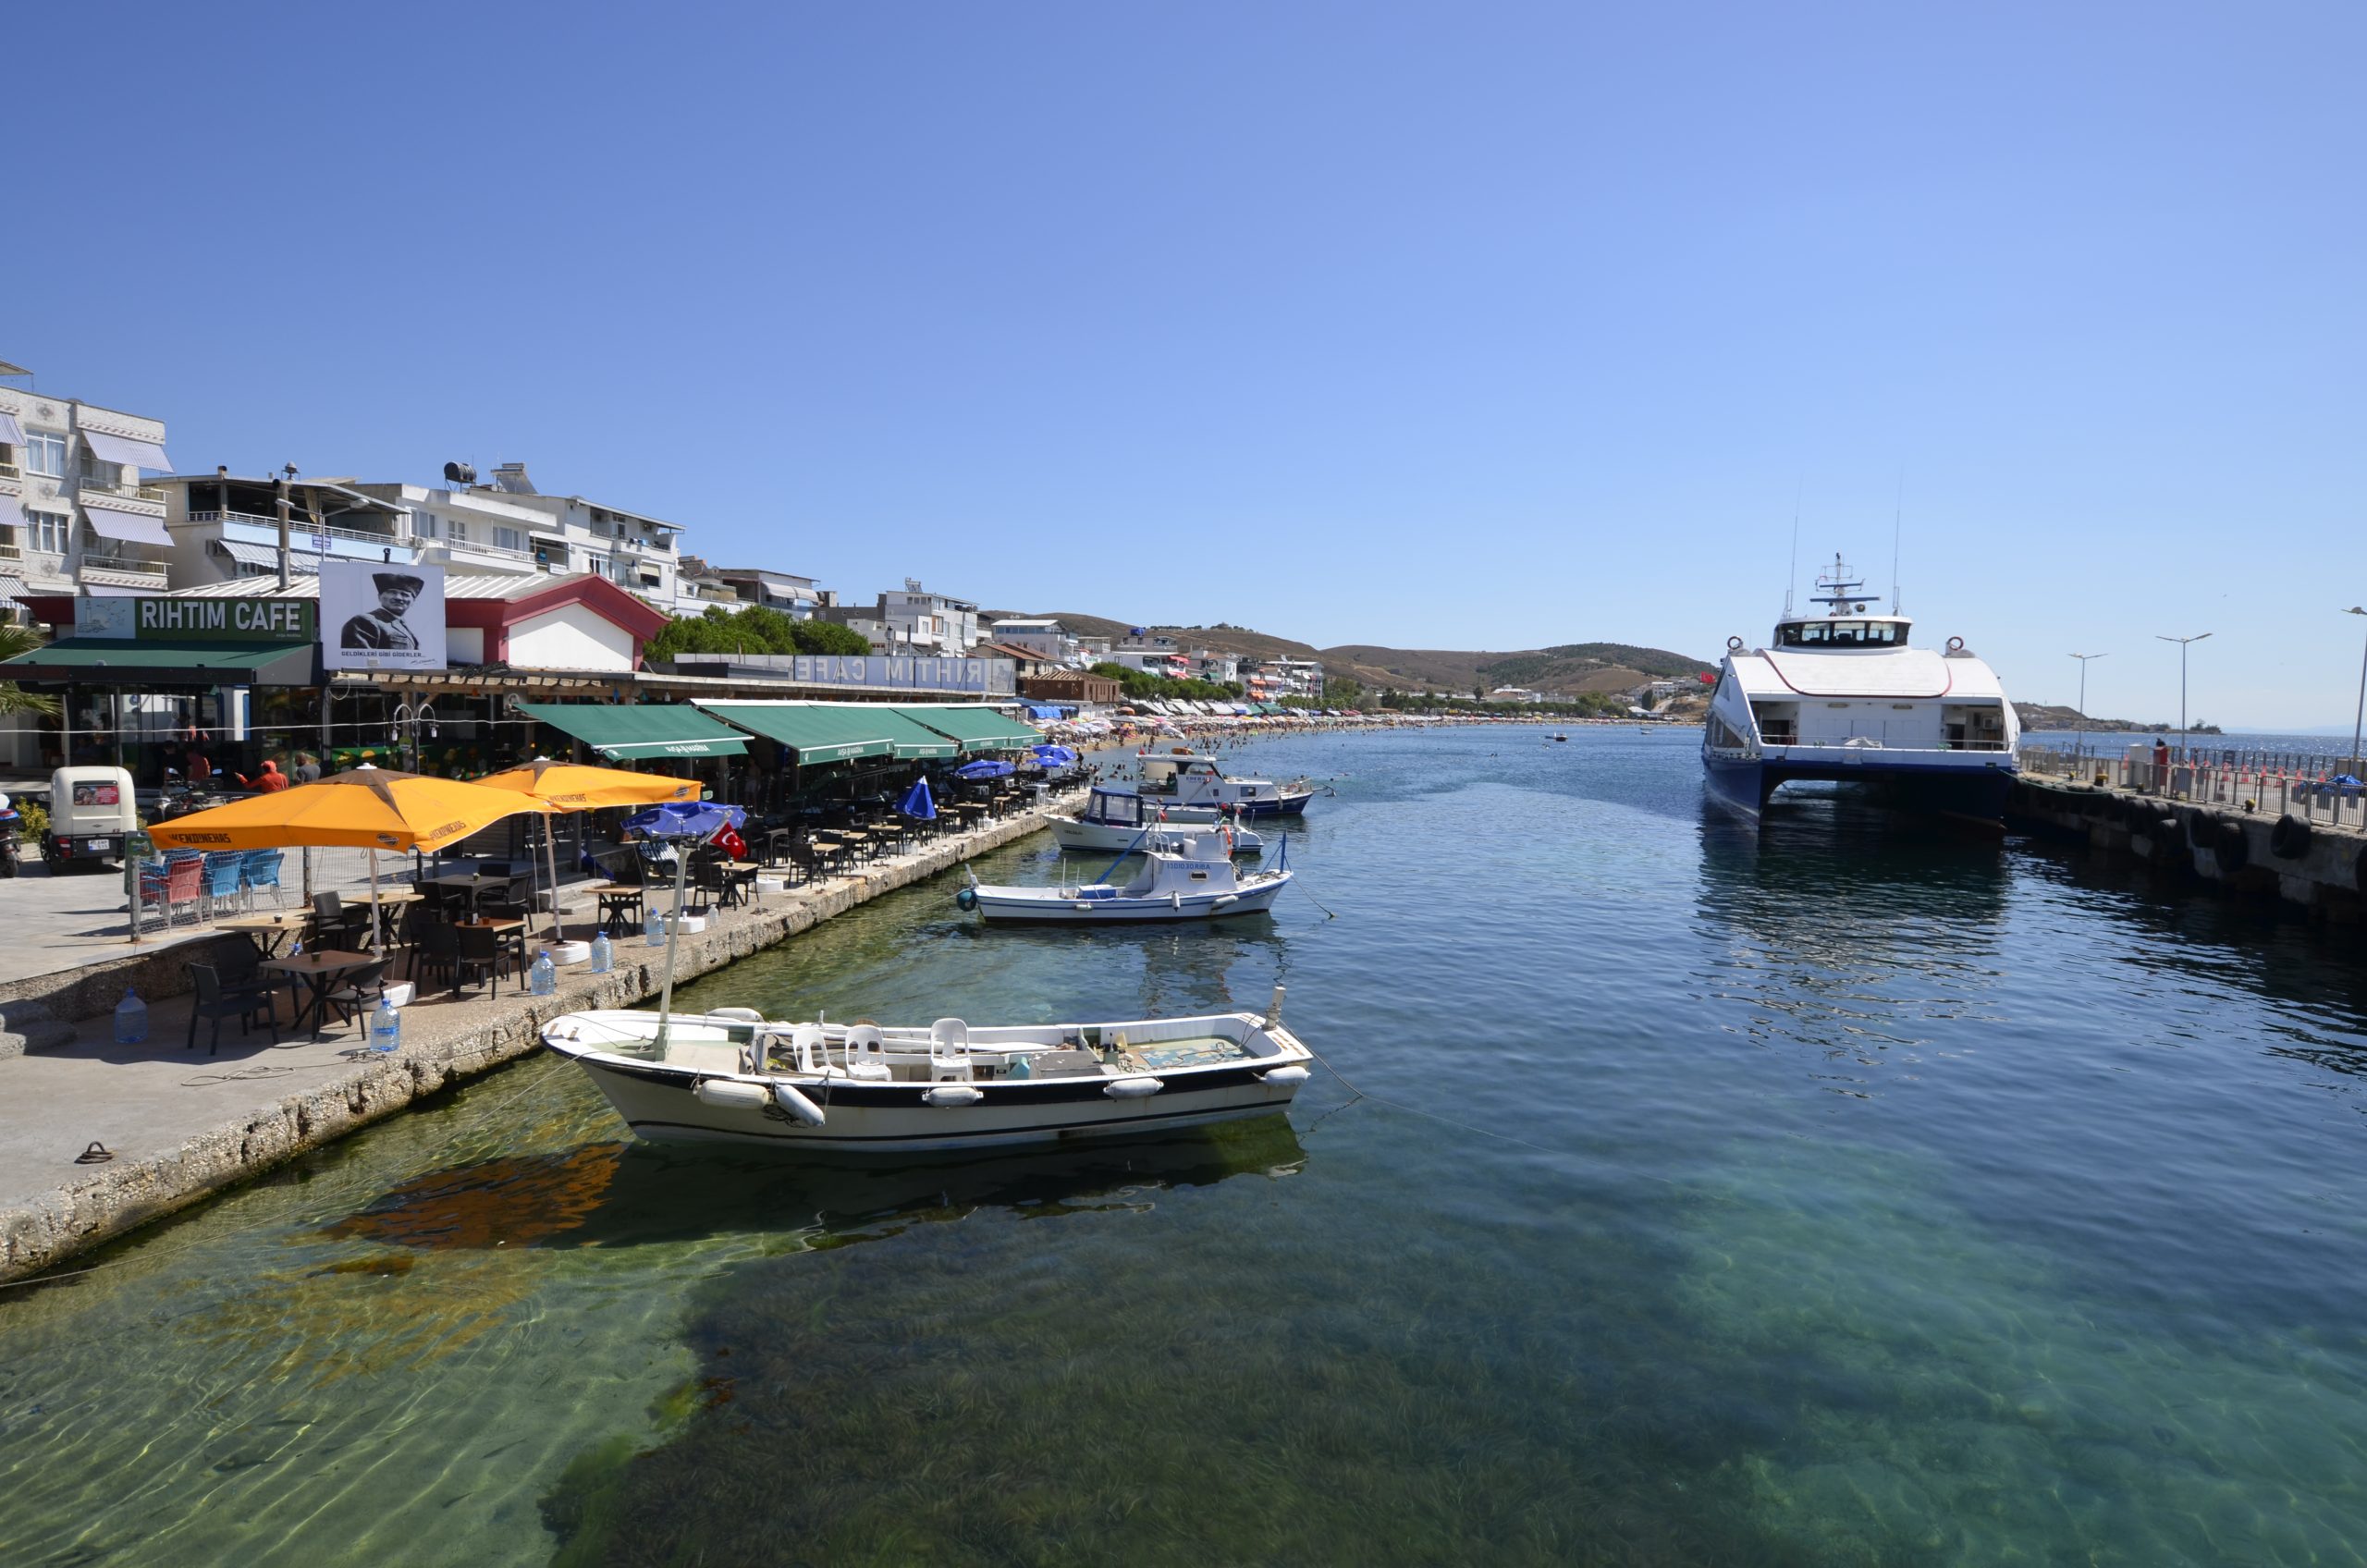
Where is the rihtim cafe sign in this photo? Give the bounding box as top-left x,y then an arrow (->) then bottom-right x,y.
75,596 -> 319,642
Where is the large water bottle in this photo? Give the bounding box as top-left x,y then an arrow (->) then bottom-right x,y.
530,949 -> 558,997
645,911 -> 666,947
589,931 -> 613,974
113,987 -> 147,1047
369,996 -> 401,1055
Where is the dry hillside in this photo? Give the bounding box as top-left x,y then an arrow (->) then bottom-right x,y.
990,611 -> 1711,697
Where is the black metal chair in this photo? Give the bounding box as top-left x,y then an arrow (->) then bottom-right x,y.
414,918 -> 460,989
325,958 -> 393,1027
478,900 -> 535,979
188,963 -> 278,1055
453,923 -> 503,998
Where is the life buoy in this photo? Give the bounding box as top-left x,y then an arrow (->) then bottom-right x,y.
1726,635 -> 1745,652
2269,814 -> 2312,860
1945,636 -> 1965,652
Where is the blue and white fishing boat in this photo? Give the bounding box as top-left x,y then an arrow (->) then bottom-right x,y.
959,831 -> 1289,923
1135,752 -> 1318,818
1702,555 -> 2017,822
1048,786 -> 1265,855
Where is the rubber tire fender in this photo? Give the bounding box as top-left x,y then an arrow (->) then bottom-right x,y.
2214,820 -> 2249,872
2269,814 -> 2312,860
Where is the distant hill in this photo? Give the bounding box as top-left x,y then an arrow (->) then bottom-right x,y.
2014,704 -> 2219,736
987,611 -> 1711,697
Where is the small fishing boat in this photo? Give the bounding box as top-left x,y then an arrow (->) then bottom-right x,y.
1552,731 -> 1569,742
541,994 -> 1315,1151
1136,751 -> 1318,817
958,832 -> 1289,923
1048,785 -> 1265,855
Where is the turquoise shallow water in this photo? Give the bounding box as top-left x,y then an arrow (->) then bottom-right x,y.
6,727 -> 2367,1564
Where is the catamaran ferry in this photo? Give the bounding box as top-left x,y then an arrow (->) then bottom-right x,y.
1701,556 -> 2017,822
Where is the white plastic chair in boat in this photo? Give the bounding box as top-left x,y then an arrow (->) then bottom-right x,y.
791,1023 -> 829,1075
929,1018 -> 974,1082
843,1024 -> 893,1082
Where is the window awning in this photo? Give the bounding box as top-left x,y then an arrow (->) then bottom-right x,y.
514,701 -> 751,761
0,577 -> 29,601
0,638 -> 315,685
0,491 -> 20,532
693,703 -> 947,765
0,411 -> 22,447
889,704 -> 1044,753
213,539 -> 288,569
80,429 -> 173,473
1027,704 -> 1063,720
82,501 -> 173,546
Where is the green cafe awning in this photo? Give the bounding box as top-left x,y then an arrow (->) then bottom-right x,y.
890,704 -> 1043,753
515,702 -> 750,761
695,703 -> 957,766
0,638 -> 316,686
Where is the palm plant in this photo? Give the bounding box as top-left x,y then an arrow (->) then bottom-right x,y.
0,623 -> 60,717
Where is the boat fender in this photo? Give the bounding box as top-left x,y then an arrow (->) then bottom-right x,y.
2214,820 -> 2249,872
2186,812 -> 2215,851
693,1078 -> 769,1110
2270,814 -> 2312,860
954,887 -> 977,911
771,1083 -> 828,1126
1170,890 -> 1183,910
1103,1076 -> 1164,1098
924,1084 -> 985,1107
1259,1064 -> 1310,1085
1212,893 -> 1237,907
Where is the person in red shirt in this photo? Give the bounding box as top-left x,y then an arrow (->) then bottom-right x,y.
238,760 -> 290,793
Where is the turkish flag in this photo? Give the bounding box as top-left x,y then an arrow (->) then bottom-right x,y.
713,825 -> 748,861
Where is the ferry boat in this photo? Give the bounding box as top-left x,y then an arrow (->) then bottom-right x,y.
1701,556 -> 2017,821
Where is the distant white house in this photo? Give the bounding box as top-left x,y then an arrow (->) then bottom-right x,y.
1486,686 -> 1545,704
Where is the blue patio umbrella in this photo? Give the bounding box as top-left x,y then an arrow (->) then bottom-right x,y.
1031,744 -> 1078,766
955,759 -> 1016,780
619,799 -> 747,1046
623,801 -> 747,840
898,776 -> 937,820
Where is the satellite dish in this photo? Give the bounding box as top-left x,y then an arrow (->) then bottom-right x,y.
442,461 -> 476,485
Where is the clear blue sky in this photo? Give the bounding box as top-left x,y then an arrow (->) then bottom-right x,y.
9,2 -> 2364,728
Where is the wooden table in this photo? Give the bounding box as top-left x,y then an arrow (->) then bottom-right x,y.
423,873 -> 514,917
261,949 -> 377,1039
217,912 -> 312,959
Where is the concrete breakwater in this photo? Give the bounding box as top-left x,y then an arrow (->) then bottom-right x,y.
0,794 -> 1080,1284
2007,774 -> 2367,921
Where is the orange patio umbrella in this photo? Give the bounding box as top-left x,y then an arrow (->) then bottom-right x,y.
474,759 -> 703,930
149,766 -> 553,951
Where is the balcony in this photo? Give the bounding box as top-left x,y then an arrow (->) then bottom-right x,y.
76,551 -> 169,587
0,461 -> 18,481
76,473 -> 167,504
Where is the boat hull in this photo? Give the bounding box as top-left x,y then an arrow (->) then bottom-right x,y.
973,877 -> 1287,923
1229,789 -> 1314,819
1048,817 -> 1264,855
544,1011 -> 1313,1153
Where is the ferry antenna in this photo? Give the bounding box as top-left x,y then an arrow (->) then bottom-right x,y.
1784,484 -> 1801,616
1890,471 -> 1904,614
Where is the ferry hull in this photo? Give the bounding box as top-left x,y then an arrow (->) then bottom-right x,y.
1704,746 -> 2014,822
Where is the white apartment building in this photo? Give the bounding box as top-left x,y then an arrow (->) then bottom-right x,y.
0,361 -> 176,604
716,566 -> 830,617
987,617 -> 1070,659
1244,656 -> 1324,700
827,580 -> 980,654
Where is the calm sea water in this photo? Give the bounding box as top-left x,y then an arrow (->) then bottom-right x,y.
6,727 -> 2367,1566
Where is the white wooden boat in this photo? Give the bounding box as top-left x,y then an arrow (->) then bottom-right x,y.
1047,786 -> 1265,855
541,997 -> 1315,1151
959,833 -> 1288,923
1136,752 -> 1318,817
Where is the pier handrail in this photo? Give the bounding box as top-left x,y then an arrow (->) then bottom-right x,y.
2020,741 -> 2367,829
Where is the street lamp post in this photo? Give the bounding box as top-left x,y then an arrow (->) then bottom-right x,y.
2068,653 -> 2106,755
2345,607 -> 2367,778
2155,632 -> 2211,768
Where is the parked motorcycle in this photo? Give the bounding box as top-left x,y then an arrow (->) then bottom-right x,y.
0,794 -> 20,878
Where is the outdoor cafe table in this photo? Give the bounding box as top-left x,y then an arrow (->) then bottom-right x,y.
451,916 -> 529,986
216,911 -> 313,959
423,872 -> 515,915
260,949 -> 377,1040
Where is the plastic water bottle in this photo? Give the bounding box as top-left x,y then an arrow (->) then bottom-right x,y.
369,996 -> 401,1055
113,987 -> 148,1047
644,912 -> 665,947
530,950 -> 558,997
589,931 -> 613,974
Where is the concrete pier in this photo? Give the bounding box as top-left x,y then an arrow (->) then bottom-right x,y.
2006,773 -> 2367,921
0,793 -> 1082,1284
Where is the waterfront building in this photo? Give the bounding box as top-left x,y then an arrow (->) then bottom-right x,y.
987,617 -> 1070,659
822,579 -> 981,654
0,361 -> 175,606
714,566 -> 833,617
